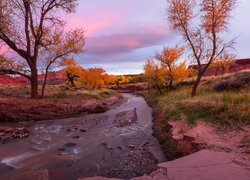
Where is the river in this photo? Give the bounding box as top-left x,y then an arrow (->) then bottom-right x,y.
0,94 -> 166,179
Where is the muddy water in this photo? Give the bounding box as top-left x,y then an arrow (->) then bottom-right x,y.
0,94 -> 166,179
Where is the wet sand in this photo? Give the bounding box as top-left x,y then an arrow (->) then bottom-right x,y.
0,94 -> 166,180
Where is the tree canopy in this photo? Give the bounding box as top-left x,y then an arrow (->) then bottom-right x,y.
167,0 -> 237,96
0,0 -> 83,98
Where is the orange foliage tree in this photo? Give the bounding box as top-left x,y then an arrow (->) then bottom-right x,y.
80,68 -> 107,89
41,29 -> 85,96
172,61 -> 189,84
167,0 -> 236,96
60,58 -> 84,87
144,59 -> 167,94
155,45 -> 185,89
115,75 -> 131,86
103,74 -> 116,85
60,60 -> 114,90
0,0 -> 79,98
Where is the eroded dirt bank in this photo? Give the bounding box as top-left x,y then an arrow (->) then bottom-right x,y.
0,94 -> 166,180
0,92 -> 124,123
154,120 -> 250,180
80,120 -> 250,180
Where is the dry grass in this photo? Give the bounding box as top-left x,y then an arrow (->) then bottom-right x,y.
144,71 -> 250,160
145,71 -> 250,127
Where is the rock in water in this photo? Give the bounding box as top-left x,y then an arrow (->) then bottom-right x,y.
65,143 -> 77,147
113,108 -> 137,127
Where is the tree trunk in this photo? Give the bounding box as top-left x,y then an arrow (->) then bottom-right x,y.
69,78 -> 75,87
67,73 -> 75,87
169,79 -> 173,90
157,85 -> 162,94
41,67 -> 49,97
191,74 -> 202,97
30,66 -> 39,98
222,66 -> 225,75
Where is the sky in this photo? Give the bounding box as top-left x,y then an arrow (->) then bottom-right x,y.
65,0 -> 250,75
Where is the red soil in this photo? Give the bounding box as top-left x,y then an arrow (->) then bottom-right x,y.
0,70 -> 65,85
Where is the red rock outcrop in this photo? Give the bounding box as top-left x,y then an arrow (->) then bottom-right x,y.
189,58 -> 250,76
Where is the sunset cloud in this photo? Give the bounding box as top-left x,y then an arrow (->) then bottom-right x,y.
1,0 -> 249,75
86,24 -> 172,56
66,11 -> 121,36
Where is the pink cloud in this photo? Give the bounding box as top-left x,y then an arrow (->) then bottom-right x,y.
85,25 -> 172,55
127,41 -> 142,48
66,11 -> 121,36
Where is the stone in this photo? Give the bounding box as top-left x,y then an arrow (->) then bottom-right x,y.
113,108 -> 137,127
80,129 -> 87,133
65,143 -> 77,147
58,148 -> 66,151
158,150 -> 250,180
73,135 -> 80,139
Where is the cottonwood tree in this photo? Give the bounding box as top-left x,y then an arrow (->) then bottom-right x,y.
80,68 -> 107,89
115,75 -> 130,87
144,59 -> 167,94
155,45 -> 184,90
167,0 -> 236,96
0,0 -> 79,98
41,29 -> 85,97
60,58 -> 83,87
103,74 -> 116,85
172,61 -> 189,85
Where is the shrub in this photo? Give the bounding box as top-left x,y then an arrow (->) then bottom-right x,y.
54,92 -> 68,98
213,71 -> 250,91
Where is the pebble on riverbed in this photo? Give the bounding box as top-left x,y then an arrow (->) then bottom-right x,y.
0,127 -> 29,144
66,125 -> 79,132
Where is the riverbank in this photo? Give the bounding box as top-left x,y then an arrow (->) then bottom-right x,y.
139,72 -> 250,179
143,72 -> 250,160
0,86 -> 124,123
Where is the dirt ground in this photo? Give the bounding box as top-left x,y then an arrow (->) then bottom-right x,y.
0,86 -> 124,123
169,120 -> 250,168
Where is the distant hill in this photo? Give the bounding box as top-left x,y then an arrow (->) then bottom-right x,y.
0,70 -> 66,85
189,58 -> 250,76
0,75 -> 28,85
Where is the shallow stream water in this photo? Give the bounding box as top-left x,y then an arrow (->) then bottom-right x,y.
0,94 -> 166,179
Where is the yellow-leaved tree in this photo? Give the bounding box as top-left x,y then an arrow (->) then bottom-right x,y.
144,59 -> 167,94
103,74 -> 116,85
0,0 -> 81,98
41,29 -> 85,97
155,45 -> 185,90
80,68 -> 106,89
115,75 -> 130,86
172,61 -> 189,85
167,0 -> 237,96
60,58 -> 84,87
